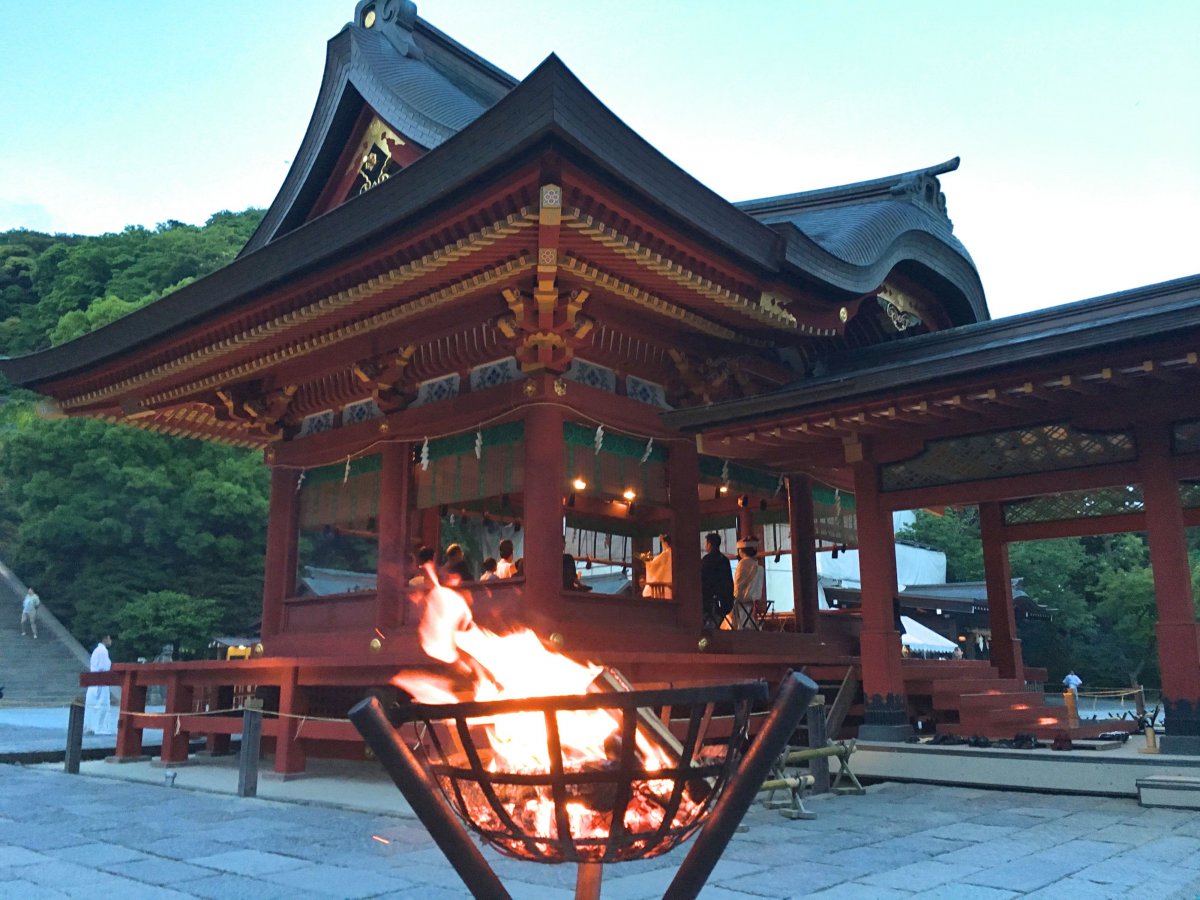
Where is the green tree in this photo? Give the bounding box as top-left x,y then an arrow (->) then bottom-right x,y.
898,508 -> 983,581
0,208 -> 262,356
115,590 -> 224,661
0,417 -> 269,656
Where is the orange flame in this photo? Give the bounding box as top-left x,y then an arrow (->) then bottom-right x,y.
392,565 -> 692,848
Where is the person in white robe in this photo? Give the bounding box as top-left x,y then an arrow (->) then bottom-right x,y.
84,635 -> 116,735
642,534 -> 673,599
730,538 -> 765,629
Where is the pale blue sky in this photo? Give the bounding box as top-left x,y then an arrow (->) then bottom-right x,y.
0,1 -> 1196,318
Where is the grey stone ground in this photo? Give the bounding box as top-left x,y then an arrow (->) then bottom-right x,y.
2,765 -> 1199,899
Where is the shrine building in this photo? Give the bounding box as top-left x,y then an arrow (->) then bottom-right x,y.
3,1 -> 1199,770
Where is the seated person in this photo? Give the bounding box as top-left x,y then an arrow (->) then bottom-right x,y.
563,545 -> 592,591
731,537 -> 764,629
479,557 -> 499,581
444,543 -> 473,582
496,539 -> 518,579
408,545 -> 436,587
642,533 -> 672,599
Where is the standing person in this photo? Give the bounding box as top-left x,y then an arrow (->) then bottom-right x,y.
479,557 -> 499,581
84,635 -> 116,736
20,587 -> 40,638
732,537 -> 765,629
1063,670 -> 1082,700
496,539 -> 518,579
642,534 -> 673,599
700,532 -> 733,631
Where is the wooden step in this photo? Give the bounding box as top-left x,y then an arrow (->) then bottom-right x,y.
1138,776 -> 1200,809
946,691 -> 1046,711
902,660 -> 993,677
939,717 -> 1136,741
911,677 -> 1025,696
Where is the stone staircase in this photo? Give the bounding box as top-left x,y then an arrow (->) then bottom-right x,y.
0,565 -> 89,707
903,659 -> 1135,741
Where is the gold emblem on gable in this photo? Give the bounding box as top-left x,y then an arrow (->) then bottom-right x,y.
351,117 -> 407,197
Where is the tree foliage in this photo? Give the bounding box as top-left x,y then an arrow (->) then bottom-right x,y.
0,210 -> 262,356
0,418 -> 269,657
0,208 -> 268,660
115,590 -> 225,662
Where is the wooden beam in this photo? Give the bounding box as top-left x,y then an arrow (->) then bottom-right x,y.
1000,511 -> 1147,543
878,461 -> 1143,512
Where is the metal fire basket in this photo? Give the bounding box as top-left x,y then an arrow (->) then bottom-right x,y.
350,670 -> 817,900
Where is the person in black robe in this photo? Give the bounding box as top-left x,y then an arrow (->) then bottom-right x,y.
700,532 -> 733,630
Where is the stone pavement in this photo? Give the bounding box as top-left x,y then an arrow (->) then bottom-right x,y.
2,765 -> 1200,899
0,706 -> 165,758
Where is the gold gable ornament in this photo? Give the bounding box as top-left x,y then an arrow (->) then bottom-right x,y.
353,117 -> 407,196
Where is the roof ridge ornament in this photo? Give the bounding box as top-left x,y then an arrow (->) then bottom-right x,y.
355,0 -> 424,59
888,158 -> 958,226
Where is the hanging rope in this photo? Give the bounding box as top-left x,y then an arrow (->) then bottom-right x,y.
269,401 -> 692,474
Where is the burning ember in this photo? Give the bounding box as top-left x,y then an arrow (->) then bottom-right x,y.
389,569 -> 745,863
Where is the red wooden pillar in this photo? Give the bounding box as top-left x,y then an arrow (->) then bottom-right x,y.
788,475 -> 820,634
522,403 -> 566,618
158,674 -> 194,765
273,665 -> 308,776
851,456 -> 910,740
668,439 -> 703,633
1138,423 -> 1200,753
114,669 -> 147,760
979,502 -> 1025,682
376,441 -> 412,632
262,466 -> 300,639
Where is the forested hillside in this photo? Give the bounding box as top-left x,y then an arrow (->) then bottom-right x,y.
0,210 -> 269,660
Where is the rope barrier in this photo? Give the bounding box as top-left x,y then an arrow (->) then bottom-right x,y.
111,705 -> 352,725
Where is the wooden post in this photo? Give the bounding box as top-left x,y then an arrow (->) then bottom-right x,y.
238,699 -> 263,797
851,454 -> 909,741
273,666 -> 307,776
788,475 -> 820,634
521,402 -> 566,617
114,669 -> 147,760
1137,423 -> 1200,753
159,674 -> 193,765
376,441 -> 413,631
979,502 -> 1024,682
668,439 -> 703,633
205,686 -> 233,756
65,701 -> 84,774
262,466 -> 300,638
806,696 -> 830,794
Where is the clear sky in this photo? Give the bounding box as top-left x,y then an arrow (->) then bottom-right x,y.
0,1 -> 1196,318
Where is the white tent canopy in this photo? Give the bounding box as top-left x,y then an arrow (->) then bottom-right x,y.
900,615 -> 958,653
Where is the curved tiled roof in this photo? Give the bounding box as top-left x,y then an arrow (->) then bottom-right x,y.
771,198 -> 971,269
241,8 -> 515,254
737,159 -> 984,321
349,27 -> 489,146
